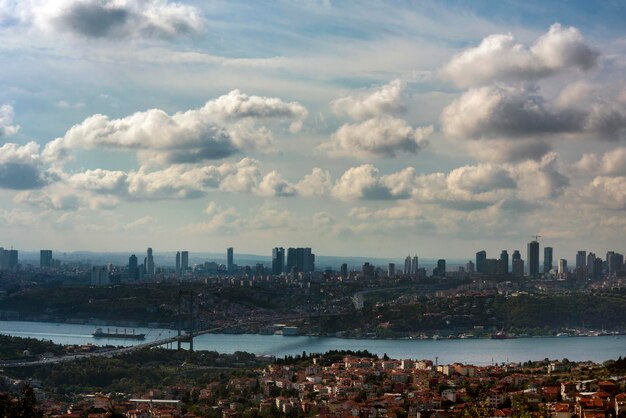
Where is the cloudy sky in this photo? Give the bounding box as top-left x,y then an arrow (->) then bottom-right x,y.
1,0 -> 626,260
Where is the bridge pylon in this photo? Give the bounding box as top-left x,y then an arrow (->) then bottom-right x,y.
177,290 -> 195,352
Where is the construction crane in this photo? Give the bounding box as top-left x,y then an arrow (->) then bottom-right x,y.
531,235 -> 542,241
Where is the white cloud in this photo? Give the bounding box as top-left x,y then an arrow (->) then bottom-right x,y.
322,117 -> 432,158
441,85 -> 581,140
510,153 -> 569,200
447,164 -> 516,193
0,105 -> 19,137
331,79 -> 406,120
42,90 -> 308,165
20,0 -> 204,40
331,165 -> 415,200
257,170 -> 296,197
0,142 -> 49,189
442,23 -> 598,87
575,147 -> 626,177
583,176 -> 626,210
295,168 -> 332,197
441,85 -> 626,161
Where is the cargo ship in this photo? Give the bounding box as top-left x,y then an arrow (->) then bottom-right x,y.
92,327 -> 146,340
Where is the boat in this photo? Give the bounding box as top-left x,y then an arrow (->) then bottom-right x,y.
491,331 -> 516,340
556,332 -> 570,337
92,327 -> 146,340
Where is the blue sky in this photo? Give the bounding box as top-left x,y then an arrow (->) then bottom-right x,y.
0,0 -> 625,261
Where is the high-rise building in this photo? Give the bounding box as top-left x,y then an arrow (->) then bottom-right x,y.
544,247 -> 553,274
286,248 -> 296,273
91,266 -> 110,286
285,247 -> 315,273
146,248 -> 155,276
411,256 -> 418,276
388,263 -> 395,278
512,250 -> 521,261
499,250 -> 509,274
175,251 -> 181,275
608,252 -> 624,275
466,260 -> 475,273
476,250 -> 487,274
592,257 -> 603,280
128,254 -> 138,280
7,249 -> 18,270
181,251 -> 189,272
40,250 -> 53,268
340,263 -> 348,279
558,259 -> 568,277
527,240 -> 539,278
512,258 -> 524,277
272,247 -> 285,275
486,259 -> 499,275
587,252 -> 596,278
227,247 -> 234,272
576,251 -> 587,270
404,255 -> 411,275
434,259 -> 446,277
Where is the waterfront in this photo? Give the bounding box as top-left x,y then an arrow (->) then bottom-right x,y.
1,320 -> 624,364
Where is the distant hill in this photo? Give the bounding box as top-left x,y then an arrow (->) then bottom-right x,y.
16,251 -> 468,271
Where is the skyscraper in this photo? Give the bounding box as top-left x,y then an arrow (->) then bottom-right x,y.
411,256 -> 418,276
527,240 -> 539,278
175,251 -> 181,275
576,250 -> 587,270
435,259 -> 446,277
512,250 -> 521,261
404,255 -> 411,275
608,252 -> 624,275
146,248 -> 155,276
543,247 -> 553,274
181,251 -> 189,272
512,258 -> 524,277
40,250 -> 53,268
388,263 -> 395,278
592,257 -> 603,280
476,250 -> 487,274
340,263 -> 348,279
499,250 -> 509,274
272,247 -> 285,275
587,252 -> 596,278
558,259 -> 568,276
128,254 -> 138,280
227,247 -> 234,272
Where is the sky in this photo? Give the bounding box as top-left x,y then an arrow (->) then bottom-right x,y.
1,0 -> 626,261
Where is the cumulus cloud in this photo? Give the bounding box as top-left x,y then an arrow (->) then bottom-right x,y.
295,168 -> 332,197
22,0 -> 204,40
331,79 -> 406,120
441,85 -> 582,140
441,85 -> 626,161
447,164 -> 516,193
583,176 -> 626,210
330,157 -> 567,213
42,90 -> 308,165
322,117 -> 433,158
324,80 -> 432,159
52,158 -> 327,202
0,142 -> 49,189
575,147 -> 626,177
257,171 -> 296,197
442,23 -> 598,87
0,105 -> 19,137
331,165 -> 415,200
510,153 -> 569,200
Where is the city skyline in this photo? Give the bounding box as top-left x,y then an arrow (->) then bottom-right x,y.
1,1 -> 626,258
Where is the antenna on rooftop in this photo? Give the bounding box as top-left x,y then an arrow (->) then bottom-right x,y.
531,235 -> 542,241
